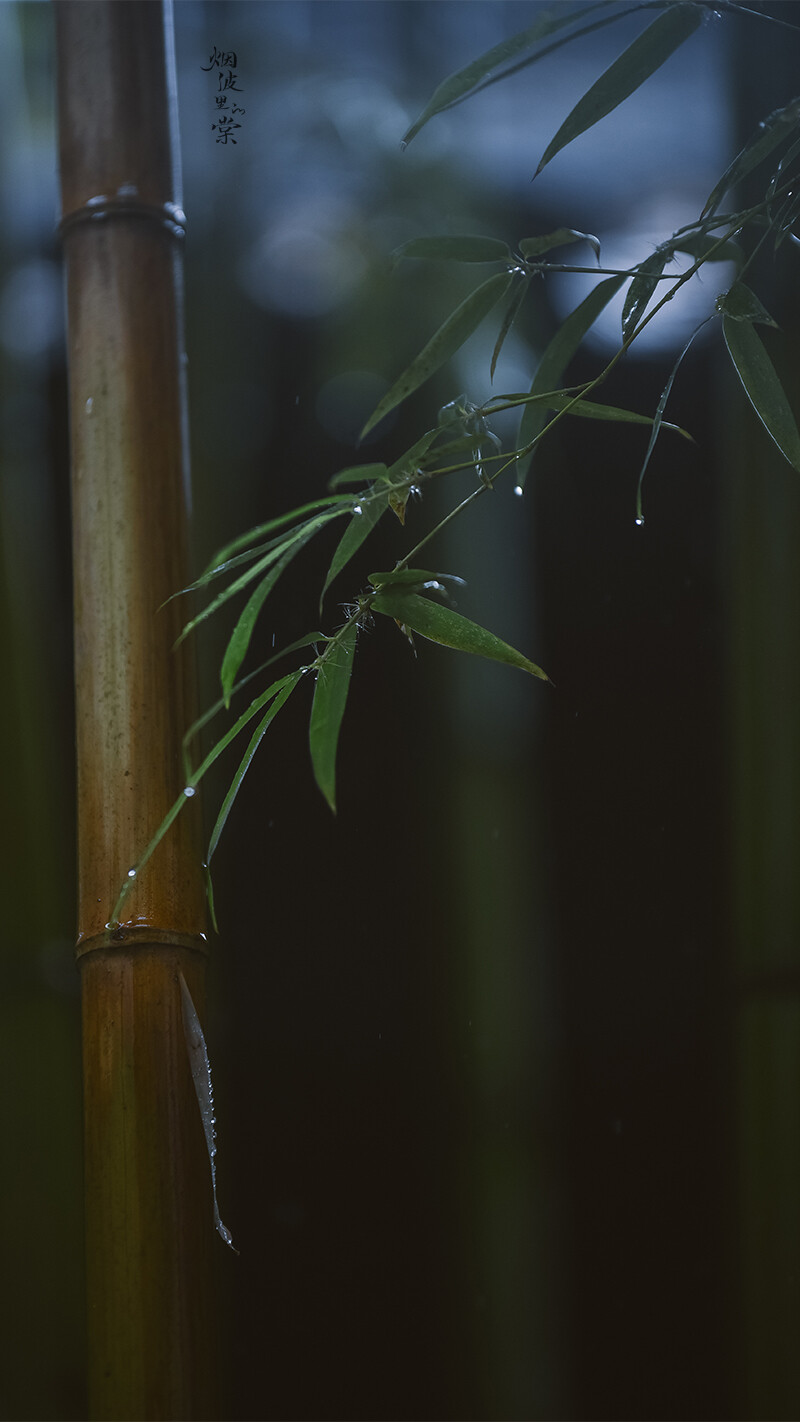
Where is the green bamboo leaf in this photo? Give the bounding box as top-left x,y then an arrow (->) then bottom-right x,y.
183,632 -> 324,779
203,862 -> 219,936
368,568 -> 465,590
390,428 -> 441,476
420,433 -> 489,469
391,235 -> 512,266
717,281 -> 778,327
188,672 -> 301,784
774,189 -> 800,250
328,462 -> 389,490
178,509 -> 348,644
549,396 -> 690,437
111,672 -> 300,926
401,1 -> 613,146
535,5 -> 702,176
772,131 -> 800,182
309,621 -> 359,813
492,389 -> 692,438
520,228 -> 601,262
491,274 -> 532,381
360,272 -> 513,439
321,486 -> 391,606
621,249 -> 668,341
515,274 -> 625,488
703,96 -> 800,217
635,314 -> 712,525
769,134 -> 800,229
197,497 -> 355,578
219,537 -> 317,708
723,315 -> 800,471
371,590 -> 549,681
207,673 -> 301,864
672,232 -> 743,264
386,428 -> 444,523
170,524 -> 310,601
178,543 -> 301,645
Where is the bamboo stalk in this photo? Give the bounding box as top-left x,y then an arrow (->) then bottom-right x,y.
55,3 -> 215,1416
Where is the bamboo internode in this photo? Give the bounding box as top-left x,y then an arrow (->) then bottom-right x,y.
57,0 -> 205,953
56,3 -> 216,1416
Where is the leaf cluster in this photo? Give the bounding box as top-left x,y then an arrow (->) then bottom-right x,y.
110,0 -> 800,934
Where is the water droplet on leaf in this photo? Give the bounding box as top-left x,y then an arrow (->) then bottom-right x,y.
183,786 -> 196,798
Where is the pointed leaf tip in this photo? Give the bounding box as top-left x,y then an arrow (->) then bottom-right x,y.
360,272 -> 512,438
723,315 -> 800,472
716,282 -> 778,328
401,2 -> 611,147
535,5 -> 702,175
519,229 -> 601,262
372,590 -> 549,681
309,621 -> 359,812
515,273 -> 625,489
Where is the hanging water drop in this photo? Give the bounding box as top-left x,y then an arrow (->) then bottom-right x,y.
635,515 -> 645,527
514,485 -> 524,497
85,397 -> 93,414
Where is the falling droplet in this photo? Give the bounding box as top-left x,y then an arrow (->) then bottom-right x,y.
514,485 -> 524,497
635,515 -> 645,527
85,397 -> 93,414
127,867 -> 137,879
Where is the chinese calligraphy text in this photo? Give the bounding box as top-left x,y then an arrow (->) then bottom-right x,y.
201,45 -> 245,145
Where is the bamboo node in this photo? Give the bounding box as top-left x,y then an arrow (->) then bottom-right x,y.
75,927 -> 209,962
57,194 -> 186,243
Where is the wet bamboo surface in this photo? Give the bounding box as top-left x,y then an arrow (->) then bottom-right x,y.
56,3 -> 214,1416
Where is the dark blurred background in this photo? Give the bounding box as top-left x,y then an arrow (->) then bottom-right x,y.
2,2 -> 800,1417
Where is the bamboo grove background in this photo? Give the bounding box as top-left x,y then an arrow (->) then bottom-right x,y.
1,1 -> 800,1417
